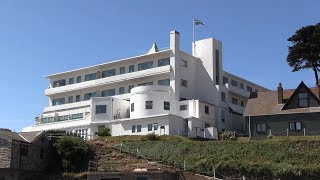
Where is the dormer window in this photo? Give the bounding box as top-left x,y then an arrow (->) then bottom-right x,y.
298,93 -> 308,108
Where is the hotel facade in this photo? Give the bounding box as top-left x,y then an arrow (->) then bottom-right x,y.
22,31 -> 268,139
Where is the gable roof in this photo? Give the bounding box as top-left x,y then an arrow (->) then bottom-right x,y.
0,130 -> 26,142
19,131 -> 44,143
244,82 -> 320,116
0,129 -> 45,143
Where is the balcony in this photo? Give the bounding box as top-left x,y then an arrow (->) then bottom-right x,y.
45,65 -> 171,96
43,100 -> 91,113
225,83 -> 250,97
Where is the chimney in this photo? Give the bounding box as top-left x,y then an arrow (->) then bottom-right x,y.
170,31 -> 180,52
278,82 -> 283,104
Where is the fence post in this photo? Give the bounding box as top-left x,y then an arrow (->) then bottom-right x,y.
120,142 -> 122,154
136,148 -> 139,157
183,161 -> 186,171
304,128 -> 306,136
287,129 -> 289,136
242,175 -> 246,180
213,168 -> 216,178
269,129 -> 272,136
178,129 -> 180,136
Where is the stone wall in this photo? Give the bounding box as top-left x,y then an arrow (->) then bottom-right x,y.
0,138 -> 11,168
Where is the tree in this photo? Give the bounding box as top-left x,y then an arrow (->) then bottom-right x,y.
94,127 -> 111,136
287,23 -> 320,85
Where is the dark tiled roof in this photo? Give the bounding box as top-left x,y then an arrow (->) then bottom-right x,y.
244,86 -> 320,116
0,130 -> 26,142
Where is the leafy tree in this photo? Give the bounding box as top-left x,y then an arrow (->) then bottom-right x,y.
94,127 -> 111,136
287,23 -> 320,84
54,136 -> 90,172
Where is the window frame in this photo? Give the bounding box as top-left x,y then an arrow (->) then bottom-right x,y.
138,61 -> 153,71
102,69 -> 116,78
120,67 -> 125,74
131,103 -> 134,112
289,121 -> 302,131
158,58 -> 170,67
256,123 -> 267,133
164,101 -> 170,110
298,93 -> 309,108
205,105 -> 209,114
181,79 -> 188,87
145,101 -> 153,109
96,105 -> 107,114
180,105 -> 188,111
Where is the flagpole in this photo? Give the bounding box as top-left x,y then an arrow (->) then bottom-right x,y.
192,18 -> 195,55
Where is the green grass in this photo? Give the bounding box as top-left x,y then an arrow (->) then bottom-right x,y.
109,136 -> 320,179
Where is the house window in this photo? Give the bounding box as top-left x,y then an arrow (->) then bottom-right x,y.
298,93 -> 308,108
131,103 -> 134,112
119,87 -> 125,94
120,67 -> 125,74
74,129 -> 87,140
129,85 -> 134,93
101,89 -> 115,97
96,105 -> 107,114
231,79 -> 238,87
58,115 -> 69,121
138,82 -> 153,86
132,125 -> 136,133
180,105 -> 188,111
53,79 -> 66,87
68,96 -> 73,103
164,101 -> 170,110
85,73 -> 97,81
146,101 -> 153,109
158,58 -> 170,67
69,78 -> 74,85
181,79 -> 188,87
231,97 -> 238,105
221,92 -> 226,102
256,123 -> 267,133
129,65 -> 135,72
247,86 -> 253,92
102,69 -> 116,78
240,83 -> 244,89
158,79 -> 170,86
75,95 -> 81,102
76,76 -> 81,83
20,144 -> 28,156
223,76 -> 228,84
84,92 -> 96,100
205,105 -> 209,114
52,98 -> 65,106
138,61 -> 153,71
289,122 -> 302,131
240,100 -> 245,107
154,123 -> 158,131
70,113 -> 83,120
181,59 -> 188,67
42,117 -> 54,124
137,125 -> 142,132
148,124 -> 153,131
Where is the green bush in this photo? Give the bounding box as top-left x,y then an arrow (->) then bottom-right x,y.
95,127 -> 111,136
220,131 -> 237,140
145,133 -> 159,141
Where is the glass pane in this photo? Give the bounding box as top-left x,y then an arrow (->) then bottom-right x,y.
289,122 -> 295,130
158,79 -> 170,86
138,61 -> 153,71
158,58 -> 170,67
296,122 -> 302,131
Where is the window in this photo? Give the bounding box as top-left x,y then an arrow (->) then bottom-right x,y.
85,73 -> 97,81
119,87 -> 125,94
221,92 -> 226,102
180,105 -> 188,111
164,101 -> 170,110
58,115 -> 69,121
148,124 -> 153,131
120,67 -> 125,74
68,96 -> 73,103
221,110 -> 225,122
223,76 -> 228,84
215,49 -> 220,85
52,98 -> 65,106
84,92 -> 96,100
129,85 -> 134,93
158,79 -> 170,86
158,58 -> 170,67
96,105 -> 107,114
181,79 -> 187,87
20,144 -> 28,156
129,65 -> 135,72
181,59 -> 188,67
138,61 -> 153,71
289,122 -> 302,131
240,100 -> 245,107
53,79 -> 66,87
154,123 -> 158,131
76,76 -> 81,83
74,129 -> 87,140
298,93 -> 308,108
231,79 -> 238,87
132,125 -> 136,133
102,69 -> 116,78
131,103 -> 134,112
247,86 -> 253,92
137,125 -> 142,132
70,113 -> 83,120
69,78 -> 74,85
101,89 -> 115,97
42,117 -> 54,124
75,95 -> 81,102
256,123 -> 267,133
138,82 -> 153,86
240,83 -> 244,89
146,101 -> 153,109
205,105 -> 209,114
231,97 -> 238,105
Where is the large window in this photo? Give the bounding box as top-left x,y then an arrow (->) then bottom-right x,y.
231,97 -> 238,105
138,61 -> 153,71
231,79 -> 238,87
158,58 -> 170,67
101,89 -> 115,97
221,92 -> 226,102
70,113 -> 83,120
129,65 -> 135,73
76,76 -> 81,83
158,79 -> 170,86
84,92 -> 96,100
119,87 -> 125,94
148,124 -> 153,131
74,129 -> 87,140
96,105 -> 107,114
181,79 -> 188,87
53,79 -> 66,87
102,69 -> 116,78
137,125 -> 142,132
298,93 -> 308,108
180,105 -> 188,111
120,67 -> 125,74
85,73 -> 97,81
256,123 -> 267,133
52,98 -> 65,106
69,78 -> 74,85
146,101 -> 153,109
164,101 -> 170,110
289,122 -> 302,131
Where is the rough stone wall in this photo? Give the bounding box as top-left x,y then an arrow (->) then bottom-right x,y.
0,138 -> 11,168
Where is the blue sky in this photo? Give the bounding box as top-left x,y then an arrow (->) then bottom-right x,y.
0,0 -> 319,131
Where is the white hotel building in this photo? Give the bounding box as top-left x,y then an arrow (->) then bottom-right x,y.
23,31 -> 268,139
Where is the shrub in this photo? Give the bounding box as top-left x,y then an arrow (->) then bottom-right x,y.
145,133 -> 159,141
220,131 -> 237,140
95,127 -> 111,136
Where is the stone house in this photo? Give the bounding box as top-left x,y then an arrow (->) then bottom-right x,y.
0,129 -> 50,180
244,81 -> 320,138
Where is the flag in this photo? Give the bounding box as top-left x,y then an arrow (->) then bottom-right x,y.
194,19 -> 204,25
